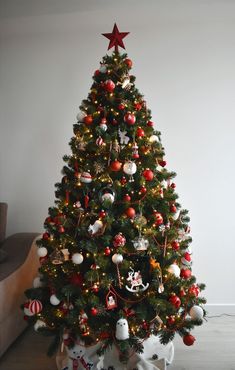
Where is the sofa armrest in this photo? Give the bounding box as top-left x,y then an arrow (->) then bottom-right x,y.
0,203 -> 8,244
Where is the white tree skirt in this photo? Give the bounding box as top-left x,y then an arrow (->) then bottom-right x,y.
57,335 -> 174,370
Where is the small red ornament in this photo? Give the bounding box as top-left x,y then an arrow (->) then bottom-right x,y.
104,247 -> 111,256
123,194 -> 131,202
120,176 -> 127,185
183,334 -> 196,346
181,269 -> 192,279
188,284 -> 200,297
104,79 -> 115,92
110,160 -> 122,171
58,225 -> 65,233
118,103 -> 125,110
113,233 -> 126,248
42,232 -> 50,240
69,273 -> 83,286
106,289 -> 118,310
94,70 -> 100,76
124,112 -> 136,125
140,186 -> 147,194
143,169 -> 154,181
167,316 -> 176,326
153,211 -> 163,225
134,102 -> 142,111
124,58 -> 133,68
171,241 -> 180,251
99,210 -> 106,218
92,284 -> 99,293
101,117 -> 107,124
136,127 -> 145,137
169,295 -> 181,309
170,204 -> 177,213
142,320 -> 149,330
29,300 -> 43,314
158,160 -> 167,167
90,307 -> 98,316
184,252 -> 192,262
171,183 -> 176,189
179,288 -> 186,297
84,115 -> 93,125
147,120 -> 154,127
125,207 -> 136,218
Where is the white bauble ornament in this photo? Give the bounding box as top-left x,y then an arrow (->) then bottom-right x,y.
115,318 -> 129,340
72,253 -> 84,264
37,247 -> 48,258
101,192 -> 115,204
50,294 -> 60,306
33,276 -> 44,288
123,161 -> 137,175
149,135 -> 159,143
99,64 -> 107,73
99,123 -> 107,132
189,305 -> 204,320
168,264 -> 181,277
34,319 -> 46,332
88,220 -> 103,235
112,254 -> 123,264
76,111 -> 86,122
80,172 -> 92,183
24,306 -> 34,317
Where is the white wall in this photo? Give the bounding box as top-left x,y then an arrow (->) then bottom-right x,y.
0,0 -> 235,307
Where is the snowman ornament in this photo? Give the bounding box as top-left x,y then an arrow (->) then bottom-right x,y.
115,318 -> 129,340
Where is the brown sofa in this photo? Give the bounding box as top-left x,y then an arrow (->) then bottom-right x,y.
0,203 -> 40,357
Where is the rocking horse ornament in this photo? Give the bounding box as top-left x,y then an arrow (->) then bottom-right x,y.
125,267 -> 149,293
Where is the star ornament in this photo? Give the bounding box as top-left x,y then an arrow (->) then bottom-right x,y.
102,23 -> 129,52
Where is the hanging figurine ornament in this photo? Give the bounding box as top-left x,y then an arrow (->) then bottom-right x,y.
149,258 -> 164,293
75,134 -> 86,151
118,74 -> 133,91
132,142 -> 139,159
126,267 -> 149,293
88,220 -> 104,236
118,129 -> 130,146
123,160 -> 137,182
115,318 -> 130,340
99,187 -> 116,204
132,236 -> 149,251
106,289 -> 118,310
111,139 -> 120,153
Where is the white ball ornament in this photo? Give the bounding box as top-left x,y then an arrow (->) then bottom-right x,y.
76,111 -> 86,122
99,123 -> 107,132
112,254 -> 123,264
50,294 -> 60,306
34,319 -> 46,332
123,161 -> 137,175
72,253 -> 84,265
149,135 -> 159,143
99,64 -> 107,73
101,193 -> 115,204
37,247 -> 48,258
168,264 -> 181,277
189,305 -> 204,320
33,276 -> 44,288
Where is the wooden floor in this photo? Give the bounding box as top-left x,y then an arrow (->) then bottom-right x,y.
0,316 -> 235,370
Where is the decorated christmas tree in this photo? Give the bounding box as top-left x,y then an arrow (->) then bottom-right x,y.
23,24 -> 206,368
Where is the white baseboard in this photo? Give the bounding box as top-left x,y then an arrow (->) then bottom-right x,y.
205,304 -> 235,315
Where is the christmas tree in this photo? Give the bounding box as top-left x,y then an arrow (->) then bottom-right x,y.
23,24 -> 206,366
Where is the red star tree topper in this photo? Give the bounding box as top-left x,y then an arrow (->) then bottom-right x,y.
102,23 -> 129,52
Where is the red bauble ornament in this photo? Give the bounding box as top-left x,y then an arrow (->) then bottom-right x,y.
124,113 -> 136,125
136,127 -> 145,137
92,284 -> 99,293
183,334 -> 196,346
110,160 -> 122,171
58,225 -> 65,233
29,300 -> 43,314
84,115 -> 93,125
134,102 -> 142,111
184,252 -> 192,262
171,241 -> 180,251
118,103 -> 125,110
69,273 -> 83,286
125,207 -> 136,218
170,204 -> 177,213
104,247 -> 111,256
94,70 -> 100,76
124,58 -> 133,68
188,284 -> 200,297
142,169 -> 154,181
120,176 -> 127,185
171,183 -> 176,189
123,194 -> 131,202
169,295 -> 181,309
140,186 -> 147,194
142,321 -> 149,330
147,120 -> 154,127
158,160 -> 167,167
104,79 -> 115,92
113,233 -> 126,248
179,288 -> 186,297
153,211 -> 163,225
167,316 -> 176,326
99,210 -> 106,218
42,232 -> 50,240
181,269 -> 192,279
90,307 -> 98,316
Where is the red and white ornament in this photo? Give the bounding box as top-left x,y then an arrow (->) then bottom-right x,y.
29,300 -> 43,315
123,161 -> 137,182
168,264 -> 181,277
169,295 -> 181,309
180,268 -> 192,279
112,253 -> 123,264
113,233 -> 126,248
132,142 -> 139,159
80,172 -> 92,183
24,302 -> 34,317
153,211 -> 163,225
181,252 -> 192,266
104,79 -> 115,92
96,136 -> 104,146
124,112 -> 136,125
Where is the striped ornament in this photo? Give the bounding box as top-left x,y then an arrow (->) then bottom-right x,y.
29,299 -> 43,314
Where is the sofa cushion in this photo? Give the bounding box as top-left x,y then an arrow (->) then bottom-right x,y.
0,233 -> 40,281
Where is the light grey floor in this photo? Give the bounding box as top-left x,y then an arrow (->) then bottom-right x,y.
0,316 -> 234,370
